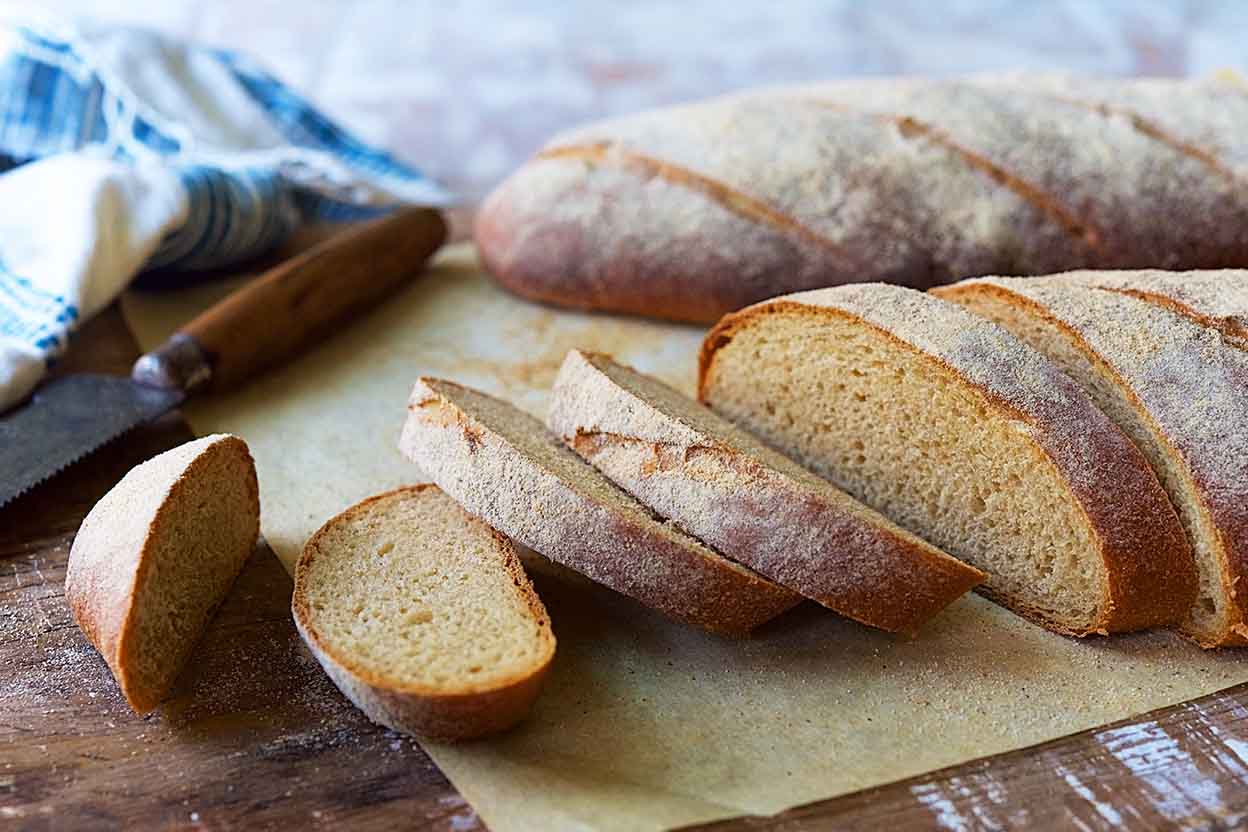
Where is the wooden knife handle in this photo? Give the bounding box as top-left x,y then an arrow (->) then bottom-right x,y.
133,207 -> 447,394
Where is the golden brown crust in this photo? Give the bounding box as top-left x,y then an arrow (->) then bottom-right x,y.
548,349 -> 983,635
399,378 -> 801,636
65,435 -> 259,714
1119,287 -> 1248,346
291,485 -> 555,742
697,289 -> 1194,635
1050,269 -> 1248,350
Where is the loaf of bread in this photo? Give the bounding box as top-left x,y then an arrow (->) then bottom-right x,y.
698,284 -> 1196,635
1053,269 -> 1248,349
399,378 -> 801,636
292,485 -> 555,741
547,349 -> 983,634
936,276 -> 1248,646
477,75 -> 1248,323
66,435 -> 260,713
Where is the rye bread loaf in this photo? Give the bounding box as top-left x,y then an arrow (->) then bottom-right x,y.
935,277 -> 1248,646
292,485 -> 555,741
546,349 -> 983,634
399,378 -> 801,636
477,75 -> 1248,323
698,284 -> 1195,635
66,435 -> 259,713
1051,269 -> 1248,349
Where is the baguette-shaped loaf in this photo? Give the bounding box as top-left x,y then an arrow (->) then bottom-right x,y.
66,435 -> 259,713
698,284 -> 1195,635
547,349 -> 983,635
478,75 -> 1248,323
935,277 -> 1248,646
1052,269 -> 1248,349
399,378 -> 801,636
292,485 -> 555,741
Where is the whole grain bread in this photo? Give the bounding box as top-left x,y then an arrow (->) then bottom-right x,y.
65,434 -> 259,714
935,277 -> 1248,646
398,378 -> 801,636
698,284 -> 1195,636
478,75 -> 1248,323
1050,269 -> 1248,349
292,485 -> 555,741
547,349 -> 983,634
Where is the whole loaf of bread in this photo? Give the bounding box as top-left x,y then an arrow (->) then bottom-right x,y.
476,74 -> 1248,322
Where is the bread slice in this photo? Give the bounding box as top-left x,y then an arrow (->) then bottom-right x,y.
66,434 -> 260,713
398,378 -> 801,636
935,277 -> 1248,646
698,284 -> 1195,636
546,349 -> 984,634
291,485 -> 555,741
1052,269 -> 1248,349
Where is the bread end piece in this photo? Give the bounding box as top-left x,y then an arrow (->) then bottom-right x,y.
292,485 -> 555,742
66,434 -> 260,714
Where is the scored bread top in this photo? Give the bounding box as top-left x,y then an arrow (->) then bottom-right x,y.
547,349 -> 983,634
400,378 -> 801,636
936,276 -> 1248,645
478,75 -> 1248,322
698,283 -> 1195,634
1049,269 -> 1248,349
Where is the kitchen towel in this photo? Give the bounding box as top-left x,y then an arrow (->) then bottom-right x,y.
0,14 -> 451,412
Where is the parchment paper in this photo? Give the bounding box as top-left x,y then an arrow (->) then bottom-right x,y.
122,244 -> 1248,831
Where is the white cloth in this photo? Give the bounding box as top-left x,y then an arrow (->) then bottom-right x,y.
0,155 -> 186,410
0,17 -> 450,411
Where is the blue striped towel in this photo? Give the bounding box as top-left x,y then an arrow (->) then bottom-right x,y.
0,16 -> 452,411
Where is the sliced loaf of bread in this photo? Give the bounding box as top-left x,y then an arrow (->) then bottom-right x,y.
1054,269 -> 1248,349
66,434 -> 260,713
292,485 -> 555,741
935,277 -> 1248,646
399,378 -> 801,636
547,349 -> 983,634
698,284 -> 1195,636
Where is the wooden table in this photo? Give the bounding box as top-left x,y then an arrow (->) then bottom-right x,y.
4,281 -> 1248,832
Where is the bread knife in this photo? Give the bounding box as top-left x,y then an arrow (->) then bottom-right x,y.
0,207 -> 447,508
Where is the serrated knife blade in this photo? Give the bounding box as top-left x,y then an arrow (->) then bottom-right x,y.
0,375 -> 184,507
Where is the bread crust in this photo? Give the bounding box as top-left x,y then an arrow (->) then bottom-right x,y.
935,277 -> 1248,646
1049,269 -> 1248,350
291,485 -> 555,742
547,349 -> 983,635
399,378 -> 801,636
65,435 -> 259,713
478,76 -> 1248,323
697,286 -> 1195,635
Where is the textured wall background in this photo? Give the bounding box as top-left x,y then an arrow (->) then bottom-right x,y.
31,1 -> 1248,197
